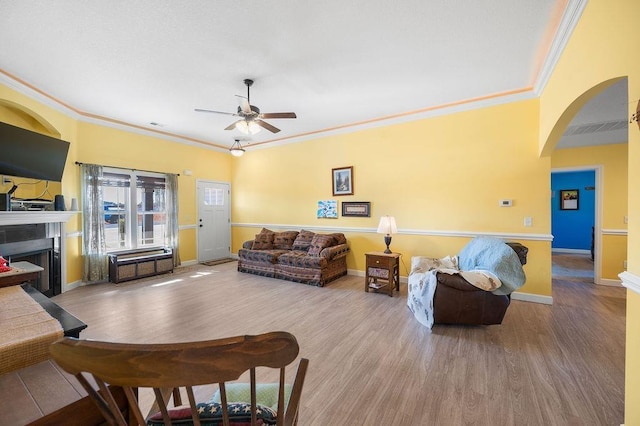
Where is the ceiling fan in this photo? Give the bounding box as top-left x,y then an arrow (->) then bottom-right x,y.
195,79 -> 297,134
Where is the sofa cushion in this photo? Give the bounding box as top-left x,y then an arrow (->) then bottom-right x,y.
147,401 -> 276,425
239,249 -> 288,264
273,231 -> 299,250
277,251 -> 326,268
252,232 -> 275,250
292,230 -> 316,251
308,234 -> 336,256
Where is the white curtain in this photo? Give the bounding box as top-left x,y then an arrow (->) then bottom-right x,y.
165,173 -> 180,267
81,164 -> 108,282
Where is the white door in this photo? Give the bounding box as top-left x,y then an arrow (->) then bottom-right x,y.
197,181 -> 231,263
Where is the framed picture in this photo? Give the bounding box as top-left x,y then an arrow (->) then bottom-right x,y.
342,201 -> 371,217
560,189 -> 579,210
332,166 -> 354,196
317,200 -> 338,218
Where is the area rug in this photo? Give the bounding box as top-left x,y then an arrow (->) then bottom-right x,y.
201,258 -> 235,266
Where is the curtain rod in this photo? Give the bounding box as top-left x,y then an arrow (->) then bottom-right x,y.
74,161 -> 180,176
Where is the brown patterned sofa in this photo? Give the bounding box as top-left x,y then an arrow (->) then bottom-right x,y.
237,228 -> 350,286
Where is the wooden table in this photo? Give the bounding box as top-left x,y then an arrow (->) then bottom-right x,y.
365,252 -> 400,297
0,261 -> 43,288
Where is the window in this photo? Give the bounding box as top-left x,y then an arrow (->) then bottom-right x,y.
101,169 -> 167,251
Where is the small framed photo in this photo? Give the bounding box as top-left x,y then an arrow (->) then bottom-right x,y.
332,166 -> 353,196
342,201 -> 371,217
560,189 -> 579,210
317,200 -> 338,218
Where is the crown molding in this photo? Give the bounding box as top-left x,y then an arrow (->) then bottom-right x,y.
533,0 -> 588,95
620,271 -> 640,295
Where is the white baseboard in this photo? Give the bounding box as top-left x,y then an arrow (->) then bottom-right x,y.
179,259 -> 199,267
62,280 -> 86,293
552,248 -> 591,255
597,278 -> 623,287
351,268 -> 552,303
511,291 -> 553,305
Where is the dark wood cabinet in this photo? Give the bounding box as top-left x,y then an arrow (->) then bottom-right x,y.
365,252 -> 400,297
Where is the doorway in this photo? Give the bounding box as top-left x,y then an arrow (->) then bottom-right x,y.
197,180 -> 231,263
551,167 -> 600,283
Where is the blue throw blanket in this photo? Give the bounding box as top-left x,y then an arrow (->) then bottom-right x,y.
458,237 -> 526,295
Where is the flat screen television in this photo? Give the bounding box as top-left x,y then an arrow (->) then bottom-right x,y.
0,121 -> 70,182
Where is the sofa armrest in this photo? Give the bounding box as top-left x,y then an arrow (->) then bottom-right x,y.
436,272 -> 485,292
242,240 -> 254,249
320,244 -> 350,261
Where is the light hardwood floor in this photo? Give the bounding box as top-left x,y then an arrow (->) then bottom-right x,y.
1,260 -> 625,425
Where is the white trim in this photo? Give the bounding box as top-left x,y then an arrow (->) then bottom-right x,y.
551,165 -> 603,289
598,278 -> 623,287
511,292 -> 553,305
552,248 -> 590,254
0,72 -> 81,120
601,229 -> 628,236
232,223 -> 553,242
64,280 -> 86,292
533,0 -> 588,95
620,271 -> 640,295
66,231 -> 82,238
179,259 -> 199,267
0,210 -> 80,225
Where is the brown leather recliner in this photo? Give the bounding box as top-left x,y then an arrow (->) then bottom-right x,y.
433,242 -> 528,326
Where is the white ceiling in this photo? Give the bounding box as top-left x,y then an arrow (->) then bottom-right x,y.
0,1 -> 628,152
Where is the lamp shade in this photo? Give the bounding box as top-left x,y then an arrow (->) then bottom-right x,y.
229,140 -> 245,157
377,216 -> 397,235
235,120 -> 261,135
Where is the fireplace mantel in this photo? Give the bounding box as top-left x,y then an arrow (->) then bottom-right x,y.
0,211 -> 79,226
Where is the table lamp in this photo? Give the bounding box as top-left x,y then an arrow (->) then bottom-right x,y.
377,215 -> 397,254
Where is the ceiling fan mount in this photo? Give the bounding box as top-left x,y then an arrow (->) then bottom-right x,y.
194,79 -> 296,134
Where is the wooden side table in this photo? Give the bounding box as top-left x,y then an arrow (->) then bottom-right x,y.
365,252 -> 400,297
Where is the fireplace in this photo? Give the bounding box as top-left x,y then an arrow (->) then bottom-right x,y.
0,223 -> 62,296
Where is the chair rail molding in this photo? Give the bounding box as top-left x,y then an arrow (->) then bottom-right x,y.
620,271 -> 640,295
232,223 -> 553,242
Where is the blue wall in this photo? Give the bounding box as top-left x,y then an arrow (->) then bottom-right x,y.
551,170 -> 595,250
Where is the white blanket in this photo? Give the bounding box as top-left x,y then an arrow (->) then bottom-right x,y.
406,256 -> 501,329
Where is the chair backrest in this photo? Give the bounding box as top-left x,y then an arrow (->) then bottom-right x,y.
50,331 -> 309,426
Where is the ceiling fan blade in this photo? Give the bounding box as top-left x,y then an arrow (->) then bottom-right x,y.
256,120 -> 280,133
194,108 -> 237,117
224,120 -> 243,131
260,112 -> 297,119
235,96 -> 252,114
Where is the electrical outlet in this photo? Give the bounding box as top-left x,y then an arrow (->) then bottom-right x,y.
624,260 -> 628,270
524,217 -> 532,227
624,216 -> 628,224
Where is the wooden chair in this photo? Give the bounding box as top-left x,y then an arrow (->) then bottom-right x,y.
49,331 -> 309,426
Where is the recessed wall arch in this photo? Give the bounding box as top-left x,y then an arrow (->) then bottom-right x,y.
0,98 -> 61,138
540,76 -> 627,157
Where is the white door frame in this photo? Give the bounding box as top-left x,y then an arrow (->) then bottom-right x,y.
551,165 -> 603,284
196,179 -> 231,263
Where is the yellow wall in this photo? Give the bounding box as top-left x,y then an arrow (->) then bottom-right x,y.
539,0 -> 640,422
233,98 -> 553,296
0,83 -> 232,284
551,143 -> 628,280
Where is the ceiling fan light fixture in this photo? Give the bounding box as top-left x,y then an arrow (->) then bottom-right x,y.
235,119 -> 261,135
229,140 -> 245,157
